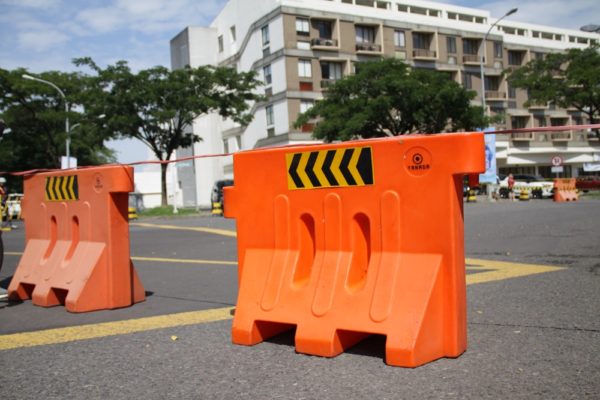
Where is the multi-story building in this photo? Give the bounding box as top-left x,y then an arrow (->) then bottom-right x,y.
170,0 -> 599,208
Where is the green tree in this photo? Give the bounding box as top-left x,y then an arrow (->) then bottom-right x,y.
0,68 -> 114,179
508,44 -> 600,136
76,58 -> 263,206
294,58 -> 485,141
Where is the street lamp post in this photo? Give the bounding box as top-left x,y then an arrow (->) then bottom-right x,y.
479,8 -> 518,117
22,74 -> 71,168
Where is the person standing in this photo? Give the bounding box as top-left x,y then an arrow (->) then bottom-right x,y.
508,173 -> 516,201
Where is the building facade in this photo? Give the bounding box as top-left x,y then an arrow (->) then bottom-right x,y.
170,0 -> 599,208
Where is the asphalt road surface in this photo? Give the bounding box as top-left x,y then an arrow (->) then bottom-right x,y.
1,198 -> 599,399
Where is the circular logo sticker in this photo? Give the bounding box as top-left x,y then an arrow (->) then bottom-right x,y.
93,173 -> 104,193
404,147 -> 432,177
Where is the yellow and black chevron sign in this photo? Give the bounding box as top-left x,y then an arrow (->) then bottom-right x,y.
286,146 -> 374,190
45,175 -> 79,201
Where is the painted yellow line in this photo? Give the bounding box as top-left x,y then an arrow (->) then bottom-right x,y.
133,256 -> 237,266
6,252 -> 237,266
466,258 -> 563,285
0,258 -> 562,352
0,307 -> 234,351
130,222 -> 237,237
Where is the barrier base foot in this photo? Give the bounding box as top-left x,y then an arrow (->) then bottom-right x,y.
295,326 -> 370,358
232,319 -> 295,345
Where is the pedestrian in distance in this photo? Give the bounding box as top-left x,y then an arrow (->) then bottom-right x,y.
508,173 -> 516,201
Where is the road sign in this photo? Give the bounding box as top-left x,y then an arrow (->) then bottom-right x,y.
552,166 -> 564,173
551,156 -> 563,167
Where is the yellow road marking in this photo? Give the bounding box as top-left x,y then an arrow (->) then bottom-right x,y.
133,256 -> 237,266
0,307 -> 234,351
465,258 -> 563,285
0,258 -> 563,351
130,222 -> 236,237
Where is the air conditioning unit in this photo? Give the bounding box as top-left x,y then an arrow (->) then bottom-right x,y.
448,56 -> 456,65
323,39 -> 334,46
493,61 -> 503,69
311,38 -> 322,46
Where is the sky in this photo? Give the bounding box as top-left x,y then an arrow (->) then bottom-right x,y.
1,0 -> 598,163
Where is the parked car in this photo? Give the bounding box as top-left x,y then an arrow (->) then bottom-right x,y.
498,174 -> 554,199
211,179 -> 234,213
576,176 -> 600,192
6,193 -> 23,219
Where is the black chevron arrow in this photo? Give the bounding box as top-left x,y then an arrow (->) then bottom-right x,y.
340,149 -> 356,185
71,176 -> 79,200
53,176 -> 61,200
58,177 -> 67,200
357,147 -> 374,184
45,178 -> 53,200
305,151 -> 321,187
322,150 -> 338,186
288,153 -> 304,188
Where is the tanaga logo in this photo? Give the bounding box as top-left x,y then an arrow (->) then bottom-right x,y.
286,146 -> 374,190
404,147 -> 432,176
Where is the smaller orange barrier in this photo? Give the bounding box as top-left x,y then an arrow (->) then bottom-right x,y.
553,178 -> 578,202
8,166 -> 145,312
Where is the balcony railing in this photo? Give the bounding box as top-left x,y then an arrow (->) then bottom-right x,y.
587,132 -> 599,141
463,54 -> 479,64
511,132 -> 534,141
311,38 -> 338,48
485,91 -> 506,100
320,79 -> 338,89
550,132 -> 572,141
528,102 -> 548,110
356,42 -> 381,52
412,49 -> 437,59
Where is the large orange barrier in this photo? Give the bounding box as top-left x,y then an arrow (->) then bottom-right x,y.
224,132 -> 485,367
8,166 -> 145,312
553,178 -> 578,202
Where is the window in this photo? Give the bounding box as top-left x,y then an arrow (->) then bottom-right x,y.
300,100 -> 314,114
463,39 -> 479,55
266,105 -> 274,126
230,26 -> 236,42
218,35 -> 224,52
394,30 -> 406,48
535,116 -> 546,127
494,42 -> 502,58
508,51 -> 524,66
508,84 -> 516,99
296,18 -> 309,36
446,36 -> 456,54
321,61 -> 343,80
462,72 -> 474,90
298,59 -> 312,78
315,20 -> 333,39
511,116 -> 528,129
263,64 -> 272,85
355,25 -> 375,44
261,25 -> 270,46
412,32 -> 432,50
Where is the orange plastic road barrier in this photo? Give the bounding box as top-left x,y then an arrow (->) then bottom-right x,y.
224,132 -> 485,367
553,178 -> 578,202
8,166 -> 145,312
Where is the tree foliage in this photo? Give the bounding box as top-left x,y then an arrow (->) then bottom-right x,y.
75,58 -> 263,205
0,67 -> 114,185
508,44 -> 600,133
295,58 -> 486,141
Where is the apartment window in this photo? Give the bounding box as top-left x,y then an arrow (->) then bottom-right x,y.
535,116 -> 546,127
533,52 -> 545,60
266,105 -> 274,126
394,30 -> 406,48
261,25 -> 270,46
463,39 -> 479,55
296,18 -> 309,36
413,32 -> 432,50
321,61 -> 343,80
263,64 -> 272,85
300,100 -> 314,114
493,42 -> 502,58
218,35 -> 224,52
230,26 -> 236,42
462,72 -> 474,90
511,116 -> 528,129
298,59 -> 312,78
508,84 -> 516,99
508,51 -> 524,66
315,20 -> 333,39
446,36 -> 457,54
355,25 -> 375,44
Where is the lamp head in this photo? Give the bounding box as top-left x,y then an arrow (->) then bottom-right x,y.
506,8 -> 518,17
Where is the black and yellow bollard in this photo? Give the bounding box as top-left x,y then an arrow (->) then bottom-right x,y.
519,188 -> 530,201
128,207 -> 138,220
212,202 -> 223,216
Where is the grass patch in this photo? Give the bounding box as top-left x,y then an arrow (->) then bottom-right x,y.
580,190 -> 600,199
137,206 -> 206,218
